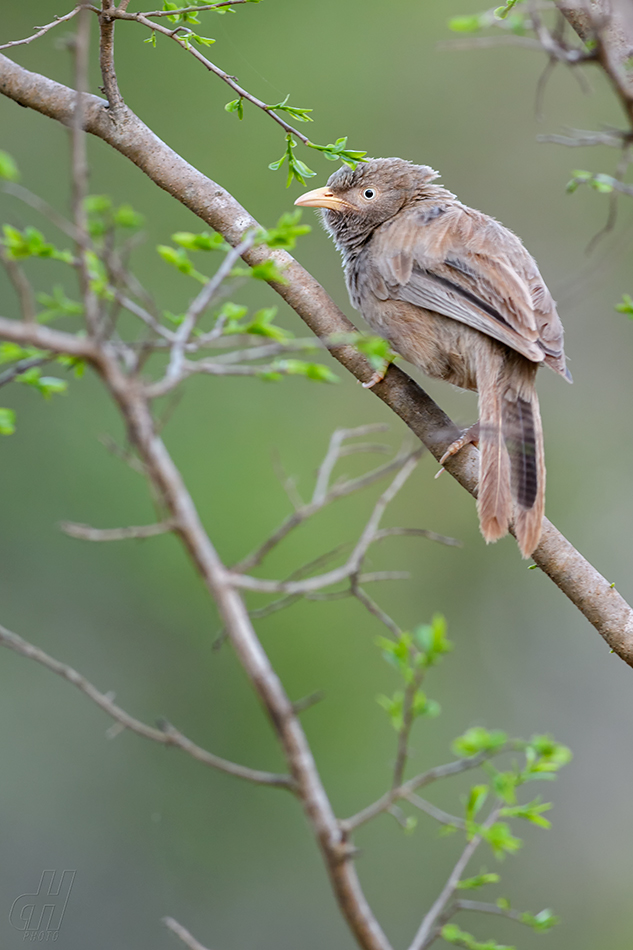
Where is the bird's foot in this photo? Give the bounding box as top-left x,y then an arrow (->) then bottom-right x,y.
435,423 -> 480,478
361,366 -> 389,389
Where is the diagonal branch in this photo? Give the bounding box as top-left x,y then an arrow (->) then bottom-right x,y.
163,918 -> 212,950
1,54 -> 633,667
0,623 -> 294,788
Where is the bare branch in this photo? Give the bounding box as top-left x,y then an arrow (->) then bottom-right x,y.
392,671 -> 425,791
538,127 -> 632,147
405,793 -> 466,831
373,527 -> 461,548
163,917 -> 212,950
313,424 -> 390,505
453,899 -> 529,923
0,623 -> 294,788
351,582 -> 402,637
0,6 -> 94,52
234,442 -> 415,574
0,246 -> 37,322
341,749 -> 509,834
60,519 -> 175,541
2,181 -> 83,241
410,806 -> 502,950
230,452 -> 422,595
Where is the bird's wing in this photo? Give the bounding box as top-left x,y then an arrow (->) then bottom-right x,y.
365,201 -> 566,370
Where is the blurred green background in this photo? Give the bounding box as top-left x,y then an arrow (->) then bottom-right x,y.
1,1 -> 633,948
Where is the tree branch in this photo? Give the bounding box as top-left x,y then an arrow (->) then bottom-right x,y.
163,917 -> 212,950
409,806 -> 502,950
0,622 -> 293,788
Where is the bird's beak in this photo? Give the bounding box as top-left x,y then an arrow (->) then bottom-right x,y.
294,187 -> 351,212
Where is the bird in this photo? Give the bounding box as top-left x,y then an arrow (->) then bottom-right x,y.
294,157 -> 570,558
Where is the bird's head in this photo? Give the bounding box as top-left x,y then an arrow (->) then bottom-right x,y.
294,157 -> 440,249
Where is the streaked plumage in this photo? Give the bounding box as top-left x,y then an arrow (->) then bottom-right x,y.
295,157 -> 570,557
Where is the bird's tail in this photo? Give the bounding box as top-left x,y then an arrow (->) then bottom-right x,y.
476,349 -> 544,558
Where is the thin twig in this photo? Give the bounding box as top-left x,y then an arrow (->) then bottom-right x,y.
0,6 -> 94,52
162,917 -> 212,950
229,452 -> 422,594
234,442 -> 414,574
111,8 -> 314,145
405,793 -> 466,830
0,623 -> 294,788
60,519 -> 175,541
0,246 -> 37,322
351,582 -> 402,637
146,233 -> 256,398
453,899 -> 528,923
313,425 -> 390,505
0,356 -> 50,388
392,671 -> 425,790
410,806 -> 502,950
341,749 -> 510,834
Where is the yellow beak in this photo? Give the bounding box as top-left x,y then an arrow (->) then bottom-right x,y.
294,186 -> 351,212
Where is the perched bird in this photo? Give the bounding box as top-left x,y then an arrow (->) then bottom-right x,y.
295,157 -> 570,558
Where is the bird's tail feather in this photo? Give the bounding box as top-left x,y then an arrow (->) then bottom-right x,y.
476,349 -> 544,558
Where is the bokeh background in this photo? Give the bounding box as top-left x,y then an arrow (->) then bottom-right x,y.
1,1 -> 633,948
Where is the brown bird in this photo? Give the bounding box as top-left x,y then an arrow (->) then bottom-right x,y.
295,157 -> 570,558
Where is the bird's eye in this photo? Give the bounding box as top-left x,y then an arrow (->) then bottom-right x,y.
362,188 -> 376,200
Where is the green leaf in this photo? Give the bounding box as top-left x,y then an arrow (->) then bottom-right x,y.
465,784 -> 489,822
225,98 -> 244,119
520,909 -> 559,932
500,798 -> 552,829
248,260 -> 289,284
172,230 -> 226,251
144,31 -> 157,46
17,367 -> 68,399
2,224 -> 71,262
616,293 -> 633,317
265,359 -> 339,383
377,691 -> 404,732
448,15 -> 485,33
157,245 -> 207,282
481,821 -> 522,859
494,0 -> 521,19
452,727 -> 508,758
0,342 -> 42,364
457,872 -> 500,890
490,770 -> 519,804
0,150 -> 19,182
441,924 -> 514,950
114,204 -> 144,229
261,210 -> 311,250
269,95 -> 313,123
353,334 -> 393,371
522,735 -> 572,779
414,613 -> 452,665
0,407 -> 16,435
191,33 -> 215,46
36,286 -> 83,323
56,354 -> 85,378
244,307 -> 292,340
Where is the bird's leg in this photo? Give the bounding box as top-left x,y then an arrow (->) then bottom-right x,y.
438,422 -> 480,469
361,366 -> 389,389
361,354 -> 397,389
